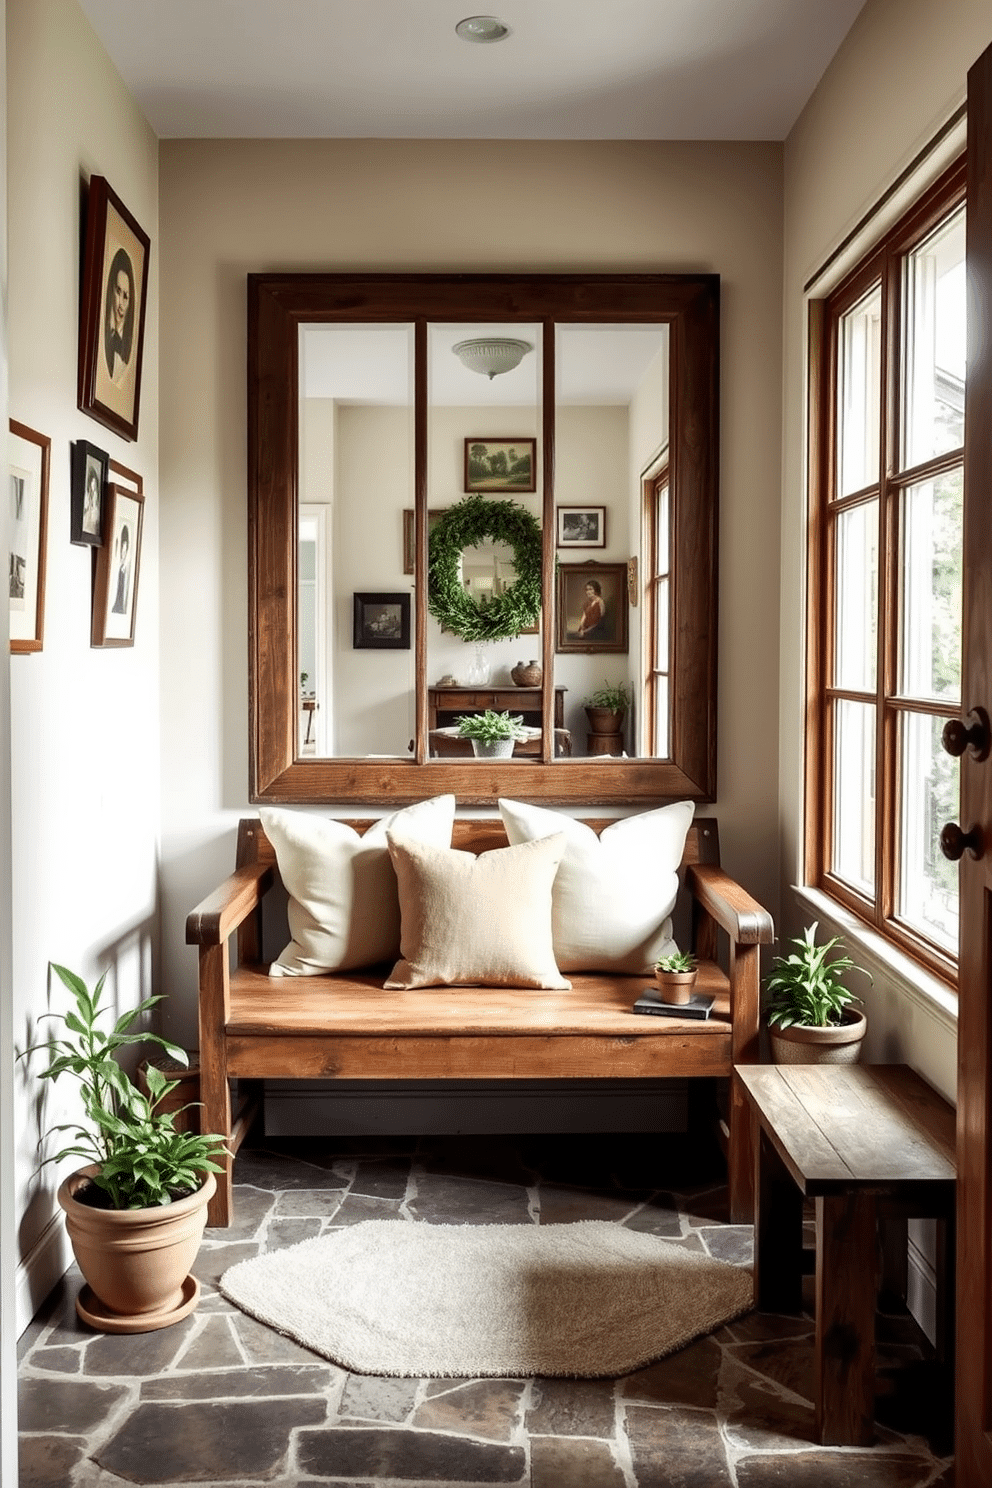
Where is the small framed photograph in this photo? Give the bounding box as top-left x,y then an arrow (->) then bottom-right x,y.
402,508 -> 446,575
464,438 -> 536,493
77,176 -> 151,443
353,592 -> 411,649
92,483 -> 145,647
556,562 -> 629,654
557,505 -> 606,549
70,440 -> 109,546
9,420 -> 51,654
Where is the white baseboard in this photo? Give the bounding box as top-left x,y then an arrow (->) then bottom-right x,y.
16,1212 -> 70,1338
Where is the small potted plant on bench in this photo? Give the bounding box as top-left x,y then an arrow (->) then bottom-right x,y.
765,922 -> 870,1065
22,963 -> 229,1332
654,950 -> 698,1005
583,681 -> 629,735
456,709 -> 529,758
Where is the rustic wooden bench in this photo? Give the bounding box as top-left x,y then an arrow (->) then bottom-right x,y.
186,815 -> 774,1227
738,1063 -> 956,1446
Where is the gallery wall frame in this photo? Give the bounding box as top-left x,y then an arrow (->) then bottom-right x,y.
91,481 -> 144,647
556,505 -> 606,548
464,437 -> 536,493
77,175 -> 151,443
70,439 -> 109,547
353,592 -> 411,650
555,561 -> 629,654
9,420 -> 51,654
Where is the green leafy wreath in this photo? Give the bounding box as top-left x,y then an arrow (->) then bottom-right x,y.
427,495 -> 543,642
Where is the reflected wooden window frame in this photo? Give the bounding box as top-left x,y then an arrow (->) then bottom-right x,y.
248,272 -> 718,807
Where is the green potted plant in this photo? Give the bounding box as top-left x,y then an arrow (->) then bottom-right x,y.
584,680 -> 629,735
654,950 -> 698,1004
765,923 -> 870,1065
456,709 -> 529,758
22,963 -> 229,1332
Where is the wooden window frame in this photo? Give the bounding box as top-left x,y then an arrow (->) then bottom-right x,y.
806,156 -> 967,984
643,464 -> 671,758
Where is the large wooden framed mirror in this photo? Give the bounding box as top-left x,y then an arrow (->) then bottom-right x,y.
249,273 -> 718,806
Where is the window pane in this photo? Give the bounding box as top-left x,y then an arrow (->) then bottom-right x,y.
833,500 -> 877,690
655,482 -> 669,575
898,712 -> 959,953
902,206 -> 966,469
654,576 -> 669,664
837,285 -> 881,497
653,674 -> 669,758
899,468 -> 963,702
832,698 -> 875,895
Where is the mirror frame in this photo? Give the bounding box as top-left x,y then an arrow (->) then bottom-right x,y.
248,272 -> 718,806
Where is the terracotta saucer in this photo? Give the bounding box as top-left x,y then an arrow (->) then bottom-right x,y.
75,1273 -> 200,1333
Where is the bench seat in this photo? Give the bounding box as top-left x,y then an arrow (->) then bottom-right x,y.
187,815 -> 773,1226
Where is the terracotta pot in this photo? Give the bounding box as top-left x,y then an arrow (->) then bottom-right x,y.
654,969 -> 698,1005
511,660 -> 542,687
58,1165 -> 215,1332
585,706 -> 626,735
769,1007 -> 867,1065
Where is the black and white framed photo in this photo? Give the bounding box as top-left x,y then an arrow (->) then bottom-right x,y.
77,176 -> 151,442
70,440 -> 109,546
92,482 -> 144,647
556,505 -> 606,549
9,420 -> 51,654
353,592 -> 411,649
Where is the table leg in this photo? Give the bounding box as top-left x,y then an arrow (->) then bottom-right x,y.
755,1126 -> 804,1314
815,1191 -> 876,1446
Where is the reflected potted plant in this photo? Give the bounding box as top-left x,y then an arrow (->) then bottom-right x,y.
456,709 -> 529,758
584,680 -> 629,735
654,950 -> 698,1005
765,923 -> 870,1064
22,963 -> 229,1332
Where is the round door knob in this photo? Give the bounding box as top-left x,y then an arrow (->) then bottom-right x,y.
942,708 -> 991,761
939,822 -> 983,862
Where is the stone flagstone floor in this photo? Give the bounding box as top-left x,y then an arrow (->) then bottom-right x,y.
18,1129 -> 955,1487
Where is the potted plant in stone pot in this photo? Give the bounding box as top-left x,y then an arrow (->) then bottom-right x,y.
22,963 -> 229,1333
765,923 -> 870,1065
456,709 -> 529,758
584,681 -> 629,735
654,950 -> 698,1005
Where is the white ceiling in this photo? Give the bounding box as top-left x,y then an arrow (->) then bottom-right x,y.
78,0 -> 866,142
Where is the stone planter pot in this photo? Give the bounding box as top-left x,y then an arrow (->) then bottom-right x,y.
58,1165 -> 215,1333
585,706 -> 626,735
769,1008 -> 867,1065
654,969 -> 698,1005
469,737 -> 516,758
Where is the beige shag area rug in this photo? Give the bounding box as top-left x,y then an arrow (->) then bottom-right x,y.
219,1220 -> 752,1377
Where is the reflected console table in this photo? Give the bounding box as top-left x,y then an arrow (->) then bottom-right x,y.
428,685 -> 566,733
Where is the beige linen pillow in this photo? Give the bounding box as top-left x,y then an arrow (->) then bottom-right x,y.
384,833 -> 571,991
260,796 -> 456,976
497,798 -> 694,974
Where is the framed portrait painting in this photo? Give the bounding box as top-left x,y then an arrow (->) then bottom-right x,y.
9,420 -> 51,654
70,440 -> 109,547
555,562 -> 628,654
557,505 -> 606,549
77,176 -> 151,442
353,592 -> 411,650
92,483 -> 144,647
464,438 -> 536,493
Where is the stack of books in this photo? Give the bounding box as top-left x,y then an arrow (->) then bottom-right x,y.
632,988 -> 715,1019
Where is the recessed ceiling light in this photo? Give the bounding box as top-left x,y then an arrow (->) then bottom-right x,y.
455,15 -> 510,43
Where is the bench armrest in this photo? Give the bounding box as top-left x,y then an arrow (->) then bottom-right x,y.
686,862 -> 774,946
185,861 -> 274,946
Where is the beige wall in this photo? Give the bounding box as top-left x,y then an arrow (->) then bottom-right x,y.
780,0 -> 992,1106
158,137 -> 785,1046
5,0 -> 159,1329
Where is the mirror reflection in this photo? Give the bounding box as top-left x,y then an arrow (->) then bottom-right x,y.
297,319 -> 669,763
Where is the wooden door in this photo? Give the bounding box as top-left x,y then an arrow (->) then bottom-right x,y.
954,37 -> 992,1486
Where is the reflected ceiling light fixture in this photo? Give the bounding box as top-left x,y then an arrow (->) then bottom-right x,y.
455,15 -> 511,43
452,337 -> 533,379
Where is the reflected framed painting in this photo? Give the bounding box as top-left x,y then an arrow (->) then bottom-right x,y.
9,420 -> 51,654
92,483 -> 145,647
464,438 -> 536,493
555,562 -> 628,653
353,592 -> 411,649
77,176 -> 151,442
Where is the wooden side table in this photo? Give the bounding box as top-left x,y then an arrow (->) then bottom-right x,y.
737,1063 -> 956,1447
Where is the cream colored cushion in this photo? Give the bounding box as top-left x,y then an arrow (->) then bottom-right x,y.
385,834 -> 570,991
260,796 -> 456,975
497,798 -> 694,974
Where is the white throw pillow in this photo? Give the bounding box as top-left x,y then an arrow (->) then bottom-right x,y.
260,796 -> 456,976
498,798 -> 694,974
384,833 -> 570,991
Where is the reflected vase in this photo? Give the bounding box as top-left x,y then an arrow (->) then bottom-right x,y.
463,645 -> 492,686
